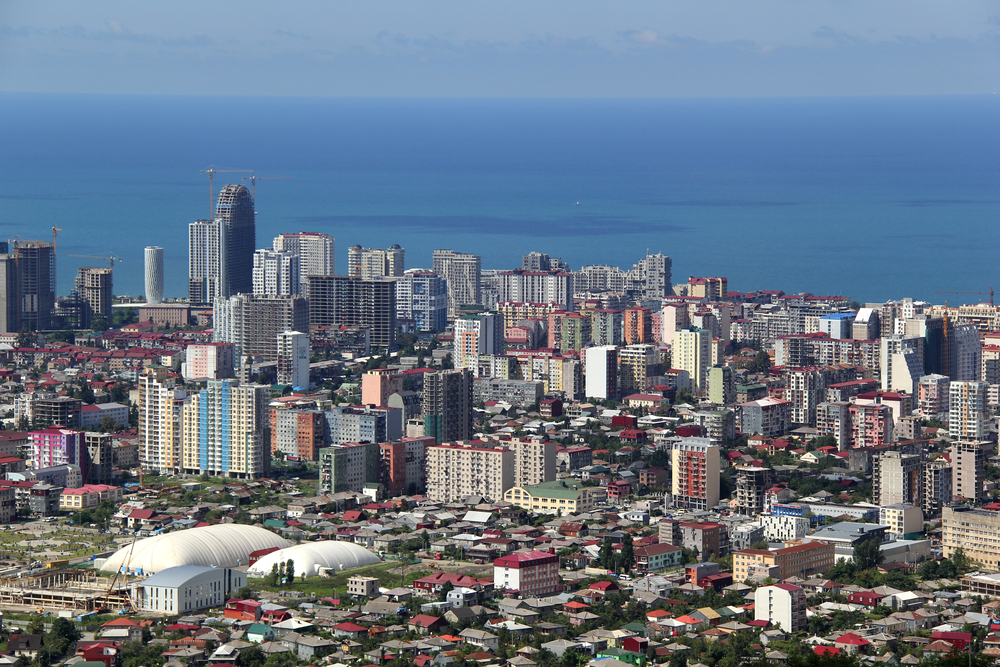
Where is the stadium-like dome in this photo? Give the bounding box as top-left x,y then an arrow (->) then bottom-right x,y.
100,524 -> 291,574
247,541 -> 382,578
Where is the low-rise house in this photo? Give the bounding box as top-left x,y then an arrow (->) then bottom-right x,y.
459,629 -> 499,653
408,615 -> 447,635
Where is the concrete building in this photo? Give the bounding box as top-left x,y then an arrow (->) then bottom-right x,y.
318,442 -> 380,494
708,365 -> 736,406
816,402 -> 851,450
252,249 -> 300,296
426,443 -> 513,503
585,345 -> 618,401
138,366 -> 186,473
181,380 -> 269,479
215,184 -> 256,296
79,402 -> 129,430
692,410 -> 735,441
188,218 -> 226,303
324,405 -> 403,445
923,459 -> 952,517
618,344 -> 662,395
347,244 -> 404,280
454,313 -> 504,373
942,506 -> 1000,569
29,428 -> 84,470
422,369 -> 473,444
394,270 -> 448,332
874,451 -> 923,507
881,335 -> 924,396
270,408 -> 325,460
949,380 -> 989,441
918,374 -> 950,421
818,313 -> 856,340
511,438 -> 556,488
134,565 -> 245,614
213,294 -> 310,362
74,266 -> 113,329
182,343 -> 236,381
305,275 -> 396,350
739,397 -> 791,438
760,514 -> 810,542
347,575 -> 380,599
13,240 -> 55,331
951,441 -> 991,502
497,270 -> 573,312
733,541 -> 835,581
670,437 -> 721,510
433,249 -> 481,320
276,330 -> 310,389
503,479 -> 600,514
735,466 -> 775,518
378,436 -> 434,496
623,306 -> 653,345
591,310 -> 623,346
849,403 -> 893,448
273,232 -> 335,287
879,503 -> 923,537
755,584 -> 807,633
687,276 -> 727,302
674,328 -> 711,392
494,551 -> 560,597
473,378 -> 543,406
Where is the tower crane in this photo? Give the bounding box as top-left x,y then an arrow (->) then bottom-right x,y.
68,253 -> 123,270
51,227 -> 61,253
199,165 -> 254,220
935,288 -> 994,307
241,175 -> 290,199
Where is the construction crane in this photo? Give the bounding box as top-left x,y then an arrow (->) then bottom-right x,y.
51,227 -> 61,254
200,165 -> 254,220
241,175 -> 290,199
936,288 -> 994,306
68,253 -> 123,270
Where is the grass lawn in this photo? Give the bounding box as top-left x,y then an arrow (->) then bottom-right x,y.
249,561 -> 430,599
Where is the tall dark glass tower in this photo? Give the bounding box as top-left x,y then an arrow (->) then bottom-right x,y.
216,184 -> 255,296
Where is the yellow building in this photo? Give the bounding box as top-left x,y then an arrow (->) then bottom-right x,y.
504,480 -> 600,515
733,541 -> 834,581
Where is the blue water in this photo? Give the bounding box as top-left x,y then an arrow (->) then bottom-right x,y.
0,94 -> 997,304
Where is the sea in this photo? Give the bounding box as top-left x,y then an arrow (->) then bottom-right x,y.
0,93 -> 997,305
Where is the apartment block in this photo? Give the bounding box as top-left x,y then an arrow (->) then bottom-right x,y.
849,403 -> 893,448
181,380 -> 269,479
454,313 -> 504,373
951,441 -> 992,502
213,293 -> 310,362
873,451 -> 923,507
347,244 -> 404,279
422,369 -> 473,444
879,503 -> 923,537
618,344 -> 663,395
270,409 -> 325,460
182,343 -> 235,381
670,437 -> 721,510
378,436 -> 434,496
433,249 -> 481,320
918,374 -> 951,421
426,443 -> 514,503
585,345 -> 618,401
756,584 -> 807,633
760,514 -> 811,542
816,402 -> 851,450
395,270 -> 448,332
735,466 -> 775,518
138,366 -> 186,473
319,442 -> 380,494
324,405 -> 403,446
503,479 -> 600,515
674,328 -> 711,392
733,541 -> 835,581
305,275 -> 396,350
276,330 -> 310,389
510,437 -> 556,488
497,270 -> 573,312
708,365 -> 736,406
923,458 -> 952,516
942,506 -> 1000,569
739,397 -> 791,438
591,309 -> 623,346
949,381 -> 989,441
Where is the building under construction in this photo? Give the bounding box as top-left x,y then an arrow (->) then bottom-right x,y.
0,568 -> 132,613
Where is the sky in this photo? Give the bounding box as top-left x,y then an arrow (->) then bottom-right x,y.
1,1 -> 998,97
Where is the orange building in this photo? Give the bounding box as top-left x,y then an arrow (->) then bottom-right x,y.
624,306 -> 653,345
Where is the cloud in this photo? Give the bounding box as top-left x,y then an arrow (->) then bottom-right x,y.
812,26 -> 869,46
621,29 -> 663,45
273,29 -> 311,41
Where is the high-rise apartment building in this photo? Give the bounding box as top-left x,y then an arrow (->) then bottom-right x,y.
422,369 -> 473,444
739,397 -> 792,438
735,466 -> 775,517
0,244 -> 18,333
379,436 -> 435,496
951,324 -> 982,381
432,249 -> 481,320
623,306 -> 653,345
215,184 -> 255,296
675,327 -> 711,392
324,405 -> 403,445
213,294 -> 309,362
270,408 -> 324,460
816,402 -> 851,450
252,249 -> 300,296
510,437 -> 556,488
755,584 -> 807,633
138,367 -> 187,473
319,442 -> 380,494
559,313 -> 591,353
585,345 -> 618,400
618,344 -> 662,395
521,252 -> 567,272
708,366 -> 736,406
918,374 -> 950,420
181,342 -> 235,381
873,451 -> 923,506
395,270 -> 448,332
951,440 -> 992,502
881,335 -> 924,395
189,218 -> 226,304
629,252 -> 673,300
84,432 -> 113,485
305,275 -> 396,350
144,246 -> 164,305
497,270 -> 573,312
591,309 -> 623,346
453,313 -> 504,373
181,379 -> 269,479
849,403 -> 893,448
347,244 -> 404,279
942,506 -> 1000,569
949,380 -> 989,441
425,443 -> 514,503
74,266 -> 113,328
13,240 -> 55,331
273,232 -> 335,285
923,458 -> 952,516
29,427 -> 84,470
687,276 -> 728,302
276,330 -> 310,389
670,437 -> 721,510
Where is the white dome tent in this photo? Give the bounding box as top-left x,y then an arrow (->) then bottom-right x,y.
100,524 -> 291,575
247,541 -> 382,578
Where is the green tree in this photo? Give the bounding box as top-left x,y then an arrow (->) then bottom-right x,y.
26,615 -> 44,635
237,586 -> 253,599
285,558 -> 295,584
853,538 -> 884,571
618,534 -> 635,574
751,350 -> 772,374
50,617 -> 79,643
236,646 -> 266,667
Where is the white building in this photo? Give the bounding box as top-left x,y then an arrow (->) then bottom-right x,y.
879,503 -> 923,537
347,244 -> 404,279
144,246 -> 164,305
755,583 -> 806,633
760,514 -> 810,542
273,232 -> 335,287
497,270 -> 574,312
952,324 -> 982,382
80,403 -> 130,430
395,270 -> 448,332
949,380 -> 989,441
881,335 -> 924,396
432,249 -> 481,320
453,313 -> 504,374
252,249 -> 300,296
133,565 -> 245,614
585,345 -> 618,400
277,330 -> 310,389
818,313 -> 855,339
674,328 -> 711,392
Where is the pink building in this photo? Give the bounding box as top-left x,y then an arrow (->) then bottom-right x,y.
849,403 -> 893,448
919,374 -> 950,420
493,550 -> 560,597
30,428 -> 85,469
361,368 -> 403,407
181,342 -> 235,381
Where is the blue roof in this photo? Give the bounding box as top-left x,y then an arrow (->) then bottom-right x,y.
820,313 -> 856,320
139,565 -> 221,588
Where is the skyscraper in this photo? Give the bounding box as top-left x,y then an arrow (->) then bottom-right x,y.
189,219 -> 226,304
949,380 -> 989,441
675,327 -> 712,392
305,275 -> 397,350
423,369 -> 473,444
74,266 -> 113,328
252,249 -> 300,296
14,240 -> 55,331
394,270 -> 448,332
138,366 -> 187,474
0,243 -> 19,333
273,232 -> 335,287
145,246 -> 164,305
215,184 -> 255,296
432,249 -> 481,320
348,244 -> 405,279
453,312 -> 504,373
213,294 -> 309,362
